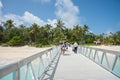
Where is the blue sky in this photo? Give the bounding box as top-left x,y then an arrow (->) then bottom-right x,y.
0,0 -> 120,34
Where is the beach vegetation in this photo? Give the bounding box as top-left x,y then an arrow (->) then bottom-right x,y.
7,36 -> 24,46
0,19 -> 120,47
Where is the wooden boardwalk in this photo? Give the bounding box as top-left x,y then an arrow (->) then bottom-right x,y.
54,47 -> 120,80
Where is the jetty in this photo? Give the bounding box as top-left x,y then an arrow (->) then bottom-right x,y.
0,46 -> 120,80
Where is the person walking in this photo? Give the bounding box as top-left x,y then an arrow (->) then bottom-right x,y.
61,42 -> 66,55
73,42 -> 78,53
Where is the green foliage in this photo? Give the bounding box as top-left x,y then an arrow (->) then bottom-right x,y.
0,19 -> 120,47
0,25 -> 3,42
7,36 -> 23,46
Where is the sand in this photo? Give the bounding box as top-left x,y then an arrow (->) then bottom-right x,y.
0,46 -> 51,67
90,45 -> 120,52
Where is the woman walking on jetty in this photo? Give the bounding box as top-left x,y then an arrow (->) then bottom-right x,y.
61,42 -> 67,55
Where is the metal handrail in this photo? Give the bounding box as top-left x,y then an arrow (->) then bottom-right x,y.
78,46 -> 120,78
0,46 -> 60,80
81,46 -> 120,56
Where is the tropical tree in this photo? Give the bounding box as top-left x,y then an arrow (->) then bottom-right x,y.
4,19 -> 15,30
83,24 -> 89,34
72,25 -> 83,43
44,24 -> 53,43
112,31 -> 120,45
54,20 -> 66,42
82,24 -> 89,43
55,20 -> 65,32
18,24 -> 29,43
0,25 -> 3,42
85,32 -> 95,43
29,23 -> 39,42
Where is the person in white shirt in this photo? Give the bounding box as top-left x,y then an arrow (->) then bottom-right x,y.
73,42 -> 78,53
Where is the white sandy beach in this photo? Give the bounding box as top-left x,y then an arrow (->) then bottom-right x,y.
0,46 -> 51,67
90,45 -> 120,52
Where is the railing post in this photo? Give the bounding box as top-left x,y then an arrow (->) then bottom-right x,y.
24,63 -> 29,80
13,68 -> 20,80
96,52 -> 100,64
37,56 -> 41,78
93,50 -> 97,60
30,63 -> 37,80
104,53 -> 110,69
88,48 -> 92,59
101,52 -> 105,64
85,47 -> 88,56
112,56 -> 118,71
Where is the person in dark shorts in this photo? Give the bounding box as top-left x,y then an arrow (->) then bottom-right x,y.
73,42 -> 78,53
61,42 -> 66,54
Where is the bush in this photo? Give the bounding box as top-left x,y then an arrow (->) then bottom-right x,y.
7,36 -> 24,46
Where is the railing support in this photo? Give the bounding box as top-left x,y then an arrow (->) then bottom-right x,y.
13,69 -> 20,80
0,47 -> 60,80
112,56 -> 118,70
79,46 -> 120,78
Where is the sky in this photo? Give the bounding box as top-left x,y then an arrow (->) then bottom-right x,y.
0,0 -> 120,34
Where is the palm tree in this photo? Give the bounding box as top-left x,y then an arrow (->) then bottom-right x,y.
44,24 -> 52,32
112,31 -> 120,45
29,23 -> 39,42
44,24 -> 53,43
4,19 -> 15,30
55,20 -> 66,42
82,24 -> 89,43
0,25 -> 3,41
83,24 -> 89,34
72,25 -> 83,43
55,19 -> 65,32
18,24 -> 29,43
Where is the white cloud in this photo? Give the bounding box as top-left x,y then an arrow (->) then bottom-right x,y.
0,0 -> 81,28
0,0 -> 2,10
47,19 -> 57,27
0,0 -> 57,27
4,14 -> 24,25
89,30 -> 93,33
22,11 -> 45,26
106,29 -> 113,36
1,0 -> 80,28
1,11 -> 58,27
55,0 -> 80,28
1,11 -> 46,26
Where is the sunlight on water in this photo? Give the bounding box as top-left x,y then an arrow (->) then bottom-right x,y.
0,72 -> 12,80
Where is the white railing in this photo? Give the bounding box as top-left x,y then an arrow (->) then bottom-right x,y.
0,46 -> 61,80
78,46 -> 120,78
